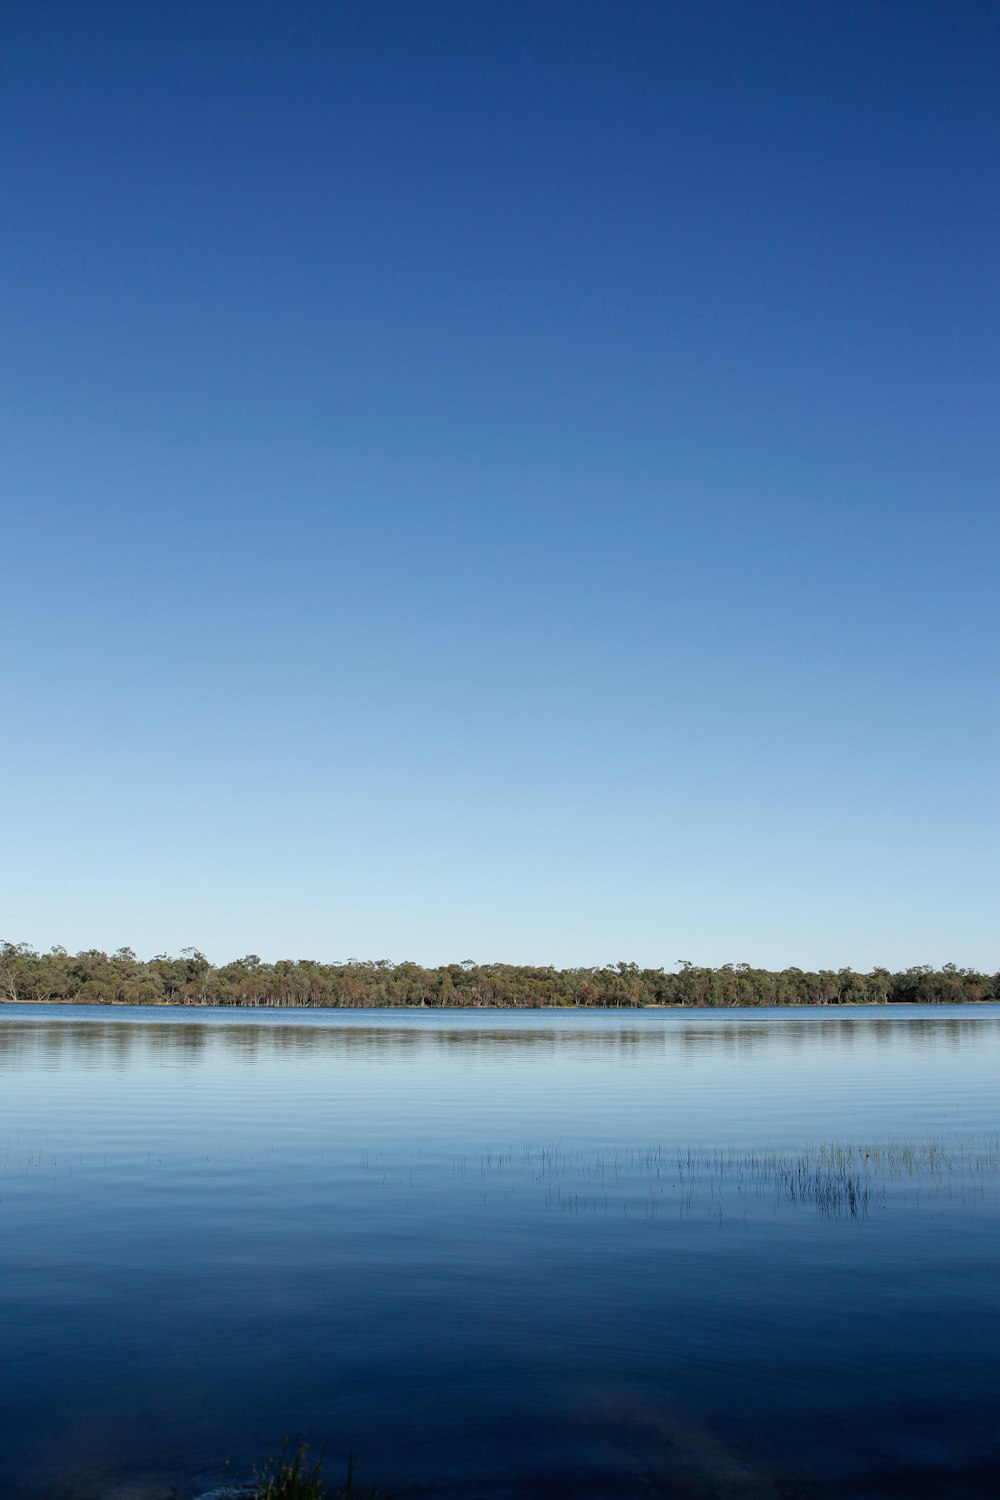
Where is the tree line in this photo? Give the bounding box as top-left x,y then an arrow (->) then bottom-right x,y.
1,943 -> 996,1009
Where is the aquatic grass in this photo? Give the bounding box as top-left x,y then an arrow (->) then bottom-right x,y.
234,1442 -> 377,1500
448,1134 -> 1000,1221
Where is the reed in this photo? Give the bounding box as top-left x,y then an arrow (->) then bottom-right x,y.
238,1442 -> 376,1500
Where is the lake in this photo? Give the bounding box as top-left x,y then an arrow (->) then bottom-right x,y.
1,1003 -> 999,1500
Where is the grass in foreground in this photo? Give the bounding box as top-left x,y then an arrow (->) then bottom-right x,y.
239,1442 -> 377,1500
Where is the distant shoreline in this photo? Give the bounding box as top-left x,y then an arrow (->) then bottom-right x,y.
2,1000 -> 997,1011
3,946 -> 996,1009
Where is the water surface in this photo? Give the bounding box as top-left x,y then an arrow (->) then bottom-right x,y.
2,1004 -> 999,1499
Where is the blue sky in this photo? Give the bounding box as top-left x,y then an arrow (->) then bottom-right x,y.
3,1 -> 998,970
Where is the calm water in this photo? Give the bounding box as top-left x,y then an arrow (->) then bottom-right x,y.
2,1004 -> 999,1500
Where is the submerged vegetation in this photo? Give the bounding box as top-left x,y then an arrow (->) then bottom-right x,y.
498,1136 -> 1000,1222
1,943 -> 997,1008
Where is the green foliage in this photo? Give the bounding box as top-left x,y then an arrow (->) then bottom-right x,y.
241,1443 -> 374,1500
1,941 -> 996,1009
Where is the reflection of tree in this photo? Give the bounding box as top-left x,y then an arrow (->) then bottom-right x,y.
1,1010 -> 996,1070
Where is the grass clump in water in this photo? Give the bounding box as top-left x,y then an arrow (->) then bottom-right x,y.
242,1442 -> 376,1500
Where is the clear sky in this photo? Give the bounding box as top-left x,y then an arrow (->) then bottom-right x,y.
3,0 -> 998,971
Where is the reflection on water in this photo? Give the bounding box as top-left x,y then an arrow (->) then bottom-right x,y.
2,1003 -> 996,1067
1,1004 -> 999,1500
